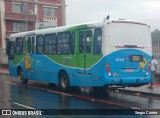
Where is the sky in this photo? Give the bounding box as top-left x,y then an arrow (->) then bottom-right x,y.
65,0 -> 160,31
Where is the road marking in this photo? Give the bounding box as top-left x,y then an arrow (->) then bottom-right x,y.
13,102 -> 36,110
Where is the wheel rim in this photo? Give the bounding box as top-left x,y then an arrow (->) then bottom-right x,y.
61,76 -> 67,88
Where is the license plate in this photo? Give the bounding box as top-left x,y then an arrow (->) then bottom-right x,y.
126,69 -> 133,72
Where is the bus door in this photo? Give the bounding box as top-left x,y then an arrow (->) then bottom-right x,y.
25,35 -> 36,79
6,40 -> 17,77
78,29 -> 92,75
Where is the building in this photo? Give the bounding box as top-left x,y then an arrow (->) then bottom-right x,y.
152,29 -> 160,58
0,0 -> 66,65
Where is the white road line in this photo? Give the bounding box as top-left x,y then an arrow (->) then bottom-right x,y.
13,102 -> 36,110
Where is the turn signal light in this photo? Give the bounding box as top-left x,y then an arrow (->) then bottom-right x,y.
106,67 -> 111,72
148,63 -> 151,67
106,63 -> 109,67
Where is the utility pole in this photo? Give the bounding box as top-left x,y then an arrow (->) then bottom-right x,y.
34,0 -> 38,30
61,0 -> 66,26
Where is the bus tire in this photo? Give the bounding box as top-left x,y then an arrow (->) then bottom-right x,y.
19,68 -> 28,84
59,71 -> 70,91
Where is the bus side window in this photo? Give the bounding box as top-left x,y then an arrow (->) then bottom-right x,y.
32,37 -> 35,53
57,32 -> 71,55
93,28 -> 102,55
9,41 -> 15,58
44,33 -> 57,55
16,37 -> 25,55
86,30 -> 92,53
79,31 -> 85,53
71,32 -> 75,54
28,37 -> 32,53
36,35 -> 44,55
22,37 -> 26,54
28,37 -> 35,53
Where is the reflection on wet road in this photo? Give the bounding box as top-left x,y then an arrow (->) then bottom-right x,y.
0,74 -> 160,118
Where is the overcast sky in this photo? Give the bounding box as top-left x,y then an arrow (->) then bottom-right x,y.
65,0 -> 160,31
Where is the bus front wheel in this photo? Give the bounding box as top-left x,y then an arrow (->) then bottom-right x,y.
19,69 -> 28,84
59,71 -> 70,91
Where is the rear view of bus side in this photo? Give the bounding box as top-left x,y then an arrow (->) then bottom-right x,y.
6,19 -> 152,91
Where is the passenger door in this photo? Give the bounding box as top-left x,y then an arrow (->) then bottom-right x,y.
78,29 -> 92,75
25,35 -> 36,79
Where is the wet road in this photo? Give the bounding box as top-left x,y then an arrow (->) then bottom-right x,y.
0,74 -> 160,118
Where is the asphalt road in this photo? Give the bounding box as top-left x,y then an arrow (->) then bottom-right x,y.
0,74 -> 160,118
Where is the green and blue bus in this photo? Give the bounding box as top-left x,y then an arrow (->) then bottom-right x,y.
6,19 -> 152,91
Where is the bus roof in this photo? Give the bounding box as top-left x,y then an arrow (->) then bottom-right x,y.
9,19 -> 149,39
9,21 -> 103,38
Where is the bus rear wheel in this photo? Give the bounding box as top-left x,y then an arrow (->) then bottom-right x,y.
19,69 -> 28,84
59,71 -> 70,91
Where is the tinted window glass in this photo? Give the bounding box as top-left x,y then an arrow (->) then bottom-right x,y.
15,37 -> 25,54
36,35 -> 44,54
86,30 -> 92,53
57,32 -> 71,55
44,34 -> 57,55
10,41 -> 15,56
28,37 -> 32,53
79,31 -> 85,53
71,32 -> 75,54
28,37 -> 35,53
93,28 -> 102,55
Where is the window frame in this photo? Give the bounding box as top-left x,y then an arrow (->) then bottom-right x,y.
44,33 -> 57,55
28,36 -> 35,53
36,35 -> 44,55
57,32 -> 71,55
79,30 -> 85,53
86,29 -> 92,53
71,32 -> 75,55
12,2 -> 27,14
13,22 -> 27,32
9,41 -> 15,58
93,28 -> 102,55
79,29 -> 92,53
43,6 -> 57,17
15,37 -> 25,55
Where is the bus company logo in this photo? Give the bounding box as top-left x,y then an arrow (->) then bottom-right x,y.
1,110 -> 43,116
24,55 -> 34,69
139,57 -> 147,68
63,59 -> 69,64
2,110 -> 11,115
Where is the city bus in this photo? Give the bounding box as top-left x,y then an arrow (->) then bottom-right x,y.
6,19 -> 152,91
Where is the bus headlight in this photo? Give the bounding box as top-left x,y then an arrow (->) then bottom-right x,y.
108,72 -> 112,76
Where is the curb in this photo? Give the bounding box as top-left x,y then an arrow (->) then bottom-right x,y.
114,88 -> 160,97
0,73 -> 9,75
0,69 -> 9,75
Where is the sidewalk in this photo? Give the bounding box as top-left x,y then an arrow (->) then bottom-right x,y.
115,83 -> 160,97
0,68 -> 9,74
